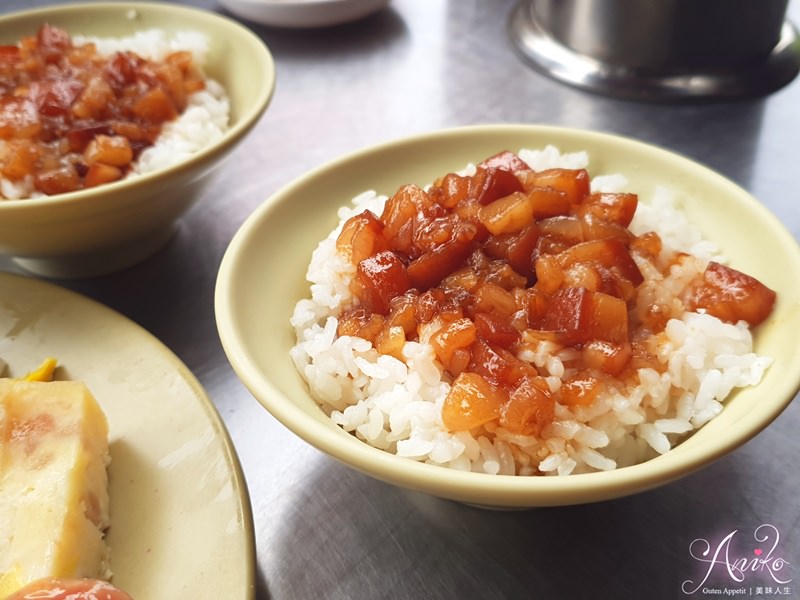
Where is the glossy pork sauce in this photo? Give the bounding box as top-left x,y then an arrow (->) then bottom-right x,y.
0,24 -> 205,198
335,151 -> 776,436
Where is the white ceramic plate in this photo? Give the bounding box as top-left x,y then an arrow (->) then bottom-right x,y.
218,0 -> 390,28
0,272 -> 255,599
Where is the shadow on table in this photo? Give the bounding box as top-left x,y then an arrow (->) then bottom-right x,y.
261,449 -> 765,600
46,205 -> 228,373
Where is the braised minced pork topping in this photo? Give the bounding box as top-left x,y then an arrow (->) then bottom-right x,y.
334,151 -> 776,436
0,24 -> 206,198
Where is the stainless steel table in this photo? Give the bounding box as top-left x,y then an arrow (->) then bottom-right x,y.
2,2 -> 799,599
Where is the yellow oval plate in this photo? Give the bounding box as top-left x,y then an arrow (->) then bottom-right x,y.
1,272 -> 255,598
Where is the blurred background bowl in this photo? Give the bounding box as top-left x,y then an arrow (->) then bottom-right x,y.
0,2 -> 275,278
218,0 -> 391,29
215,124 -> 800,509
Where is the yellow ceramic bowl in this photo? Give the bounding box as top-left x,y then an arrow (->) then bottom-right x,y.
215,124 -> 800,508
0,2 -> 275,278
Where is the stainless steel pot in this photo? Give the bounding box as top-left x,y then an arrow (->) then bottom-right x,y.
509,0 -> 800,100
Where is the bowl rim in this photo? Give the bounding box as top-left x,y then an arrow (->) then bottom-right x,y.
0,1 -> 276,211
215,123 -> 800,507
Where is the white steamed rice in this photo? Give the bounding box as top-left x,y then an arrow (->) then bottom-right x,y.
0,29 -> 230,200
290,146 -> 773,476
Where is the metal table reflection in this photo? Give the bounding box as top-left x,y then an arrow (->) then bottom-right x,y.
2,1 -> 799,599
